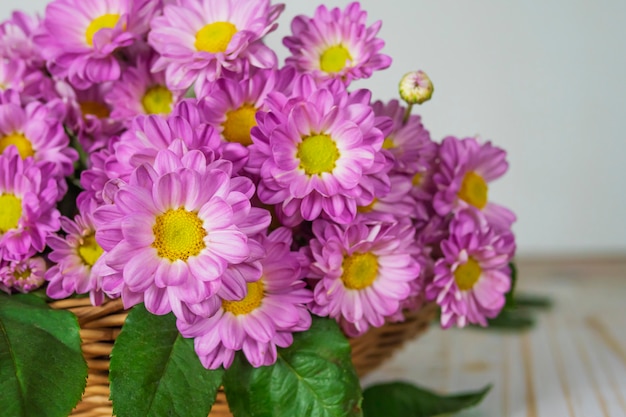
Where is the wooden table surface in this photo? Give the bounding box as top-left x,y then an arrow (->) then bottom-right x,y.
361,258 -> 626,417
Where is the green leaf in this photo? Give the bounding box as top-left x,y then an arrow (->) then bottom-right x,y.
224,316 -> 362,417
362,382 -> 491,417
482,308 -> 535,331
513,293 -> 553,309
0,293 -> 87,417
504,262 -> 517,309
109,304 -> 224,417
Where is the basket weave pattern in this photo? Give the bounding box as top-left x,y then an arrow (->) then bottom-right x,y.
49,298 -> 438,417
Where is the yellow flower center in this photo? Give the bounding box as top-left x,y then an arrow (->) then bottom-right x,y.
0,132 -> 34,159
222,280 -> 264,315
320,45 -> 352,73
152,208 -> 206,262
341,252 -> 379,290
78,233 -> 104,267
297,134 -> 340,176
0,193 -> 22,234
458,171 -> 488,209
85,14 -> 121,47
222,104 -> 257,146
13,268 -> 31,280
142,85 -> 173,115
382,138 -> 395,150
80,101 -> 111,119
195,21 -> 237,53
357,199 -> 377,214
454,257 -> 482,291
412,172 -> 423,187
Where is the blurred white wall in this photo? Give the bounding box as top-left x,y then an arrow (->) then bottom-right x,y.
2,0 -> 625,256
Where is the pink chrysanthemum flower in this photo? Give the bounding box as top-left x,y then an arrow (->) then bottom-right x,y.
105,53 -> 183,124
0,256 -> 46,294
0,147 -> 61,261
35,0 -> 157,89
79,140 -> 118,206
57,81 -> 123,153
371,99 -> 434,175
426,209 -> 515,328
356,174 -> 418,223
198,69 -> 282,166
0,11 -> 43,66
93,142 -> 271,320
178,228 -> 312,369
249,76 -> 389,225
109,103 -> 222,181
306,219 -> 420,337
433,136 -> 516,231
149,0 -> 284,91
46,199 -> 106,306
0,92 -> 78,177
0,58 -> 27,93
283,2 -> 391,85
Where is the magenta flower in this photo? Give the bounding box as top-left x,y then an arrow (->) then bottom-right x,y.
356,174 -> 418,223
35,0 -> 157,89
283,2 -> 391,85
109,104 -> 222,181
178,228 -> 312,369
0,256 -> 46,294
198,69 -> 281,167
56,80 -> 123,153
0,11 -> 43,66
306,219 -> 420,337
433,136 -> 516,231
46,199 -> 106,306
426,209 -> 515,328
0,147 -> 61,261
0,95 -> 78,177
0,59 -> 28,93
249,75 -> 389,225
105,53 -> 183,124
149,0 -> 284,91
93,142 -> 271,320
371,99 -> 434,175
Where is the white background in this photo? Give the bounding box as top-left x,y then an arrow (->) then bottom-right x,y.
2,0 -> 625,257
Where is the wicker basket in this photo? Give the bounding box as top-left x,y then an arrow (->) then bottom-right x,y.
48,298 -> 438,417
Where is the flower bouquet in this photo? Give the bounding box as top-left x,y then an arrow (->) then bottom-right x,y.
0,1 -> 517,416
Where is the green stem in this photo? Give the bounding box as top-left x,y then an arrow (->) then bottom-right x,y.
402,103 -> 413,125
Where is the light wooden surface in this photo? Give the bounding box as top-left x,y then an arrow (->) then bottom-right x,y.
362,258 -> 626,417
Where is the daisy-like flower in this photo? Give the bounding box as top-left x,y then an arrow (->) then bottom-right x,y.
283,2 -> 391,84
356,174 -> 417,223
198,69 -> 288,170
109,104 -> 222,182
249,75 -> 389,225
0,256 -> 46,294
93,141 -> 271,320
105,53 -> 183,124
57,80 -> 123,153
35,0 -> 158,89
0,58 -> 27,92
433,136 -> 516,231
371,99 -> 434,175
46,199 -> 106,306
0,147 -> 61,261
0,95 -> 78,177
426,209 -> 515,328
306,219 -> 420,337
178,227 -> 312,369
0,11 -> 43,66
149,0 -> 285,91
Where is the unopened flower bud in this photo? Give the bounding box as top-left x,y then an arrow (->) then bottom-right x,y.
399,70 -> 434,105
